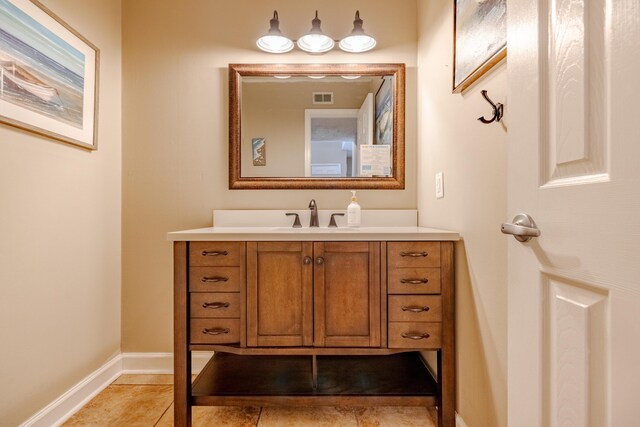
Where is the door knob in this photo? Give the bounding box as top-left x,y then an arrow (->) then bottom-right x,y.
501,213 -> 541,242
303,256 -> 312,265
316,256 -> 325,265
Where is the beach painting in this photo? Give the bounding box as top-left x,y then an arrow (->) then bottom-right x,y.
453,0 -> 506,93
252,137 -> 266,166
0,0 -> 98,149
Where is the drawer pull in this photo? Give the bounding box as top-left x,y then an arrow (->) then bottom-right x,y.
401,305 -> 430,313
400,251 -> 428,257
202,302 -> 230,309
202,327 -> 230,335
401,332 -> 431,340
400,278 -> 429,284
201,276 -> 229,283
201,250 -> 228,257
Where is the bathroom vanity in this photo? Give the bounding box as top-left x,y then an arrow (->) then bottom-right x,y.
169,211 -> 459,427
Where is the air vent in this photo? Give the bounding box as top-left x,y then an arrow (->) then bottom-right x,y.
313,92 -> 334,104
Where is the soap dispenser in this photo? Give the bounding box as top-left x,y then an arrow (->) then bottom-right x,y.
347,190 -> 361,227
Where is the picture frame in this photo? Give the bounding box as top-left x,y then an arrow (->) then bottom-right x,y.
0,0 -> 99,149
453,0 -> 506,93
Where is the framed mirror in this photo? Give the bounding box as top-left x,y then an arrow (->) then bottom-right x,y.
229,63 -> 405,189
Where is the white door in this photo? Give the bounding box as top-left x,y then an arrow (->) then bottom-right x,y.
507,0 -> 640,426
356,93 -> 374,175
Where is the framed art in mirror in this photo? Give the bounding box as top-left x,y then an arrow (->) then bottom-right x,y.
229,63 -> 405,189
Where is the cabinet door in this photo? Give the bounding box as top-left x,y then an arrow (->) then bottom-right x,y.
247,242 -> 313,346
314,242 -> 381,347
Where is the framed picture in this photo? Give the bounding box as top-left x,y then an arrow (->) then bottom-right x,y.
252,137 -> 266,166
453,0 -> 506,93
375,76 -> 393,145
0,0 -> 99,149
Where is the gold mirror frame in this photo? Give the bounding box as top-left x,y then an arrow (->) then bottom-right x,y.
229,63 -> 405,189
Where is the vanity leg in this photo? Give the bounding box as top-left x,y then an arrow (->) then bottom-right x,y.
174,242 -> 192,426
439,242 -> 456,427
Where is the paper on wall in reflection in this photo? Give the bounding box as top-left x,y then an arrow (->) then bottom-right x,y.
360,144 -> 391,177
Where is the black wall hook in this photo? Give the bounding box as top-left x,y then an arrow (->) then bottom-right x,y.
478,90 -> 503,124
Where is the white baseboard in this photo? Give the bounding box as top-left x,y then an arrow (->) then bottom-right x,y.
19,354 -> 123,427
121,351 -> 215,374
19,351 -> 214,427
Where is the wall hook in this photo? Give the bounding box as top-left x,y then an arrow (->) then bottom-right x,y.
478,90 -> 503,124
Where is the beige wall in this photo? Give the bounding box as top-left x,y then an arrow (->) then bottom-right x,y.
417,2 -> 507,427
122,0 -> 418,352
0,0 -> 122,424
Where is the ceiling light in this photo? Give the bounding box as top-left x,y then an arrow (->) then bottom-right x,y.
339,11 -> 376,53
297,11 -> 335,54
256,11 -> 294,53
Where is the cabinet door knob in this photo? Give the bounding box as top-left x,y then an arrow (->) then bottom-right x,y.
316,256 -> 325,265
303,256 -> 312,265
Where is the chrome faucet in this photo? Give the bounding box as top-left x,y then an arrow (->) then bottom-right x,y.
308,199 -> 319,227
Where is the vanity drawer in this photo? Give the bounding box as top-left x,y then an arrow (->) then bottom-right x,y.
388,295 -> 442,322
190,319 -> 240,344
190,293 -> 240,318
388,322 -> 442,349
388,242 -> 441,268
189,267 -> 240,292
387,268 -> 441,294
189,242 -> 243,267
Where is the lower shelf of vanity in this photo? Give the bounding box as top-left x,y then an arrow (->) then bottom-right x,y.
191,351 -> 438,407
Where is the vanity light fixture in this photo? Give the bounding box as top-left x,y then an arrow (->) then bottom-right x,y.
307,75 -> 326,79
297,11 -> 334,53
339,11 -> 377,53
256,11 -> 294,53
256,10 -> 376,54
341,75 -> 361,80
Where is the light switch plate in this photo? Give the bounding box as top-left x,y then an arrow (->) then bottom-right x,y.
435,172 -> 444,199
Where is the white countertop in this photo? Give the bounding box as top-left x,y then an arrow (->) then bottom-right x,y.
167,210 -> 459,241
167,226 -> 459,241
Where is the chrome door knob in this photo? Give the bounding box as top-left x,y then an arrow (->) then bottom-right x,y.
501,213 -> 541,242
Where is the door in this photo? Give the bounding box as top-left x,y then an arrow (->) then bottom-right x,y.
356,93 -> 374,175
507,1 -> 640,426
313,242 -> 381,347
247,242 -> 313,346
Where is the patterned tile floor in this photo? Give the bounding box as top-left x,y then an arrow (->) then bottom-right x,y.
64,375 -> 438,426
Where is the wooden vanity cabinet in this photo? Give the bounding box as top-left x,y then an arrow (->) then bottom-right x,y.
174,239 -> 455,427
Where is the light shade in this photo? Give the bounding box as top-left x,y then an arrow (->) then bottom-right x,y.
339,11 -> 376,53
256,11 -> 294,53
297,11 -> 335,53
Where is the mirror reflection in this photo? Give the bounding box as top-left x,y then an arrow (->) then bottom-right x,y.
228,63 -> 405,189
241,74 -> 394,178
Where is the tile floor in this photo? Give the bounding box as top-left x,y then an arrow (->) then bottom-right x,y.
64,374 -> 438,426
